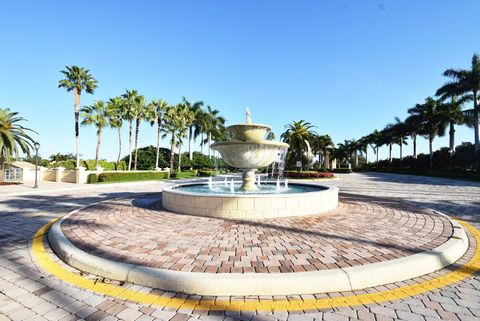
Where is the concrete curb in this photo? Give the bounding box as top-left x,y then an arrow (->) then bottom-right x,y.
48,200 -> 469,296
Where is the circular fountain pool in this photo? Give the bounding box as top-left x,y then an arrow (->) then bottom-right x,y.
162,181 -> 338,219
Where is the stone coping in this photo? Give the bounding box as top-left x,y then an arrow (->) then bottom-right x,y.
162,182 -> 339,218
48,196 -> 469,296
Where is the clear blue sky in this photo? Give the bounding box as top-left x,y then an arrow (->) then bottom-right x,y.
1,0 -> 478,162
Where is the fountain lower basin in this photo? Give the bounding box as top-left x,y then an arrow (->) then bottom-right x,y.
162,182 -> 339,219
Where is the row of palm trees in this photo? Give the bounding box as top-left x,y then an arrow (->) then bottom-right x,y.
59,65 -> 226,172
338,54 -> 480,170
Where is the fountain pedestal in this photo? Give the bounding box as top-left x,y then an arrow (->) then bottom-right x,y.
241,169 -> 257,191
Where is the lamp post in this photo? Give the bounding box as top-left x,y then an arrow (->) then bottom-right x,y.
34,142 -> 40,188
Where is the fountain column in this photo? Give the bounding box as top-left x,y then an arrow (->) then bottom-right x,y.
242,169 -> 257,191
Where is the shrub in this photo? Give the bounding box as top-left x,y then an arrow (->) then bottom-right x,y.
87,173 -> 98,184
284,170 -> 334,178
171,170 -> 198,179
198,169 -> 217,177
333,168 -> 352,174
97,171 -> 170,183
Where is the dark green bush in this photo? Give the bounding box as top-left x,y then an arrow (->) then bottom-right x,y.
171,170 -> 198,179
284,170 -> 334,178
97,171 -> 170,183
87,173 -> 98,183
333,168 -> 353,173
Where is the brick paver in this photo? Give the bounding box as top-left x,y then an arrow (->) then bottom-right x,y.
0,173 -> 479,321
61,194 -> 453,274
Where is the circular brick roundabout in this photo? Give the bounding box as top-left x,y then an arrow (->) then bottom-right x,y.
48,192 -> 469,296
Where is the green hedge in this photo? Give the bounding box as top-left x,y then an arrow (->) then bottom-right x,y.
87,173 -> 98,183
198,170 -> 217,177
96,171 -> 170,183
171,170 -> 198,179
333,168 -> 353,173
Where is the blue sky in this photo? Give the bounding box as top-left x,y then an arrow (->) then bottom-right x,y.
1,0 -> 478,162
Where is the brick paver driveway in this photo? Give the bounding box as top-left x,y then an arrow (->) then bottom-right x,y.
1,173 -> 479,321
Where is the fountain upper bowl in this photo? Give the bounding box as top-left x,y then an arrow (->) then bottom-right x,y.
227,124 -> 272,142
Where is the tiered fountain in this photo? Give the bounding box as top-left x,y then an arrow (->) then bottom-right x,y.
162,109 -> 338,218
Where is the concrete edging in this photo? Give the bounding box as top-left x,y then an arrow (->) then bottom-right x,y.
47,201 -> 469,296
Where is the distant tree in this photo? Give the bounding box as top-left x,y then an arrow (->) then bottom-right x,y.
58,65 -> 98,168
148,99 -> 169,169
281,120 -> 316,170
106,97 -> 124,168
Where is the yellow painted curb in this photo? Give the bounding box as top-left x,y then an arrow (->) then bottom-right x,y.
32,218 -> 480,312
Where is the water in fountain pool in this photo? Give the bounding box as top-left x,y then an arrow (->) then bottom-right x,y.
173,181 -> 326,195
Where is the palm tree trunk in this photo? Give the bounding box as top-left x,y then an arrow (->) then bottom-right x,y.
208,132 -> 212,158
325,151 -> 330,169
188,126 -> 193,160
473,90 -> 479,168
117,128 -> 122,169
95,127 -> 102,168
365,148 -> 368,164
73,88 -> 81,169
178,144 -> 182,171
389,143 -> 392,163
376,147 -> 379,164
169,133 -> 175,172
429,135 -> 433,169
413,134 -> 417,159
449,121 -> 455,156
134,117 -> 140,170
128,120 -> 133,171
156,115 -> 162,169
201,132 -> 204,154
399,141 -> 403,159
355,151 -> 358,167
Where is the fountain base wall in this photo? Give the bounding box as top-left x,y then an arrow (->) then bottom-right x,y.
162,183 -> 339,219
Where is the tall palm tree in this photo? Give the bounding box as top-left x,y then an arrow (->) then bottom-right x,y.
436,93 -> 472,156
132,94 -> 147,170
369,130 -> 382,164
0,108 -> 36,169
58,65 -> 98,168
436,53 -> 480,167
121,89 -> 140,171
390,117 -> 408,159
183,97 -> 204,160
379,125 -> 395,163
408,97 -> 447,168
204,106 -> 225,158
175,103 -> 194,170
194,109 -> 209,155
80,100 -> 108,168
149,99 -> 169,169
404,113 -> 422,160
106,97 -> 124,168
281,120 -> 316,170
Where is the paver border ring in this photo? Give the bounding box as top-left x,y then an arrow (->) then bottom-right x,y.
46,196 -> 469,296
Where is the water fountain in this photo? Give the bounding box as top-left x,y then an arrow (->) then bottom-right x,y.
162,109 -> 338,218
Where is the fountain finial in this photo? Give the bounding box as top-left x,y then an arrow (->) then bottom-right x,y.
245,107 -> 251,124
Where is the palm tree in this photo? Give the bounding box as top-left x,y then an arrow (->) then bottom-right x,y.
175,103 -> 194,170
281,120 -> 316,170
436,53 -> 480,167
390,117 -> 408,159
379,125 -> 395,163
132,94 -> 147,170
58,66 -> 98,169
183,97 -> 204,161
194,109 -> 209,155
408,97 -> 447,168
404,113 -> 422,160
106,97 -> 124,168
436,92 -> 472,156
149,99 -> 169,169
369,130 -> 382,165
204,106 -> 225,158
0,108 -> 36,169
80,100 -> 108,168
121,89 -> 140,171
